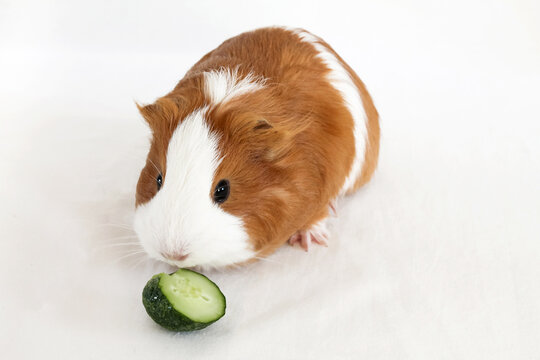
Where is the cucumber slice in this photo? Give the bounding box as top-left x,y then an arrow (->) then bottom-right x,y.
142,269 -> 226,331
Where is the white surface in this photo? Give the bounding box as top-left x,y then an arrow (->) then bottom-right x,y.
1,0 -> 539,359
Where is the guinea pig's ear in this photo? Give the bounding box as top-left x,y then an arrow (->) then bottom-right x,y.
253,119 -> 273,131
249,118 -> 293,161
135,102 -> 158,129
136,98 -> 179,131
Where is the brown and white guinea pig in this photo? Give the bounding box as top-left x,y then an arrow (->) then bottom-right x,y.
133,27 -> 379,269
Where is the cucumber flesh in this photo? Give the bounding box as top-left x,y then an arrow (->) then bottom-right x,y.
160,269 -> 224,323
142,269 -> 226,331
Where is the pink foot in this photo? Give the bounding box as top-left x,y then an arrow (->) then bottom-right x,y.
288,219 -> 330,251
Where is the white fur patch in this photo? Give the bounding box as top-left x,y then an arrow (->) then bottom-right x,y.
289,28 -> 368,195
203,67 -> 265,106
133,108 -> 254,268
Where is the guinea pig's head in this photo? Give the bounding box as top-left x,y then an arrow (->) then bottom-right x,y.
134,92 -> 299,269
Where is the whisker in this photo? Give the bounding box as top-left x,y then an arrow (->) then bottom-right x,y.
100,235 -> 138,241
130,256 -> 149,271
148,158 -> 160,173
94,242 -> 142,251
96,223 -> 134,230
114,250 -> 147,263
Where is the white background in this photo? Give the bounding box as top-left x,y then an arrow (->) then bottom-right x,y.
1,0 -> 539,359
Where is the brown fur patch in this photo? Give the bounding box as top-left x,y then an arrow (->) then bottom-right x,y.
311,38 -> 381,191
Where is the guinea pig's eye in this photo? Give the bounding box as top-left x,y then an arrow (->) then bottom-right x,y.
156,173 -> 163,191
213,179 -> 230,204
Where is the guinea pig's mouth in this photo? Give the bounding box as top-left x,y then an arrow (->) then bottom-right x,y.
160,251 -> 190,263
155,250 -> 205,269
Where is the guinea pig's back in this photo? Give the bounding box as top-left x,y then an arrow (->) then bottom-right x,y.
183,27 -> 379,200
281,28 -> 380,194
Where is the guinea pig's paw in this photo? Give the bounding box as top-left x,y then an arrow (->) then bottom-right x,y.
288,219 -> 329,252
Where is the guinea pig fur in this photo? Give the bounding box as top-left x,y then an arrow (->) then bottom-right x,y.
133,27 -> 380,269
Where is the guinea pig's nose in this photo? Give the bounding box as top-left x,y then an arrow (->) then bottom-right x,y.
161,251 -> 189,262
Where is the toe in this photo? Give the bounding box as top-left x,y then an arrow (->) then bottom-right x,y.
300,231 -> 311,252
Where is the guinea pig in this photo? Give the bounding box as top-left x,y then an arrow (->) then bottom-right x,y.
133,27 -> 379,269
